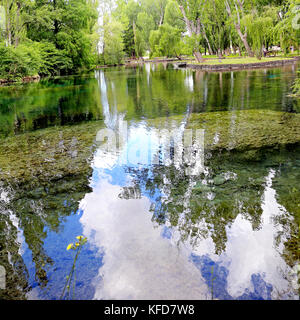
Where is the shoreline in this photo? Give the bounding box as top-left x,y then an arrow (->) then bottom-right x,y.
0,74 -> 40,85
182,56 -> 300,72
95,56 -> 300,72
1,56 -> 299,85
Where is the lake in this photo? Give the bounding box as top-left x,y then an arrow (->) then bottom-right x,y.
0,62 -> 299,300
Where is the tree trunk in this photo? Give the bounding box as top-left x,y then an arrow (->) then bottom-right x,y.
194,50 -> 204,63
201,24 -> 213,55
15,2 -> 21,47
218,48 -> 223,59
159,5 -> 164,27
179,6 -> 194,36
5,2 -> 12,46
179,5 -> 204,62
204,34 -> 213,55
230,36 -> 234,54
7,18 -> 12,46
133,22 -> 138,57
236,26 -> 253,57
225,0 -> 253,57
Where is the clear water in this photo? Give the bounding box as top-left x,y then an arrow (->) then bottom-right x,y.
0,63 -> 299,300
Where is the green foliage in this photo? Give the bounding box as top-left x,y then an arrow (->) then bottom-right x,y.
135,27 -> 146,57
164,0 -> 185,31
136,11 -> 155,51
149,29 -> 161,57
203,0 -> 230,55
0,40 -> 73,79
103,18 -> 125,65
242,12 -> 274,59
34,41 -> 73,76
0,0 -> 99,80
1,0 -> 299,76
274,0 -> 300,55
123,23 -> 136,58
292,72 -> 300,96
150,23 -> 185,58
0,42 -> 40,79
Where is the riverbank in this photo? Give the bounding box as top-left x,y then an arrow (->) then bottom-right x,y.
0,75 -> 40,85
179,56 -> 300,72
95,56 -> 300,72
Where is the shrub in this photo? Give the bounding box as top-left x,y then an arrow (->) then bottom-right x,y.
0,41 -> 73,80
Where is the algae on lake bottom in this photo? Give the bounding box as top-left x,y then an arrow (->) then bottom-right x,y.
0,120 -> 105,299
146,110 -> 300,154
0,108 -> 299,299
0,120 -> 105,188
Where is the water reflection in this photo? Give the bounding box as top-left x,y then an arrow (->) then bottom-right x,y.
0,62 -> 298,138
80,179 -> 208,300
0,64 -> 299,300
74,70 -> 299,300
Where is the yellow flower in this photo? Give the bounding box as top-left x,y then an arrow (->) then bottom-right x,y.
76,236 -> 83,240
66,243 -> 74,250
75,242 -> 80,247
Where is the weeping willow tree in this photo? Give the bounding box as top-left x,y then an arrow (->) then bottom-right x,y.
274,0 -> 300,55
242,12 -> 274,59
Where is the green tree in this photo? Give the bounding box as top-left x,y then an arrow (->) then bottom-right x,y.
225,0 -> 254,57
175,0 -> 207,62
103,17 -> 125,65
149,23 -> 182,58
204,0 -> 230,57
136,11 -> 155,52
0,0 -> 99,79
164,0 -> 185,31
242,9 -> 274,59
123,22 -> 136,58
274,0 -> 300,54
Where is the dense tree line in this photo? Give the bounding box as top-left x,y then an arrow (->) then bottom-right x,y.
0,0 -> 99,79
0,0 -> 299,78
100,0 -> 300,64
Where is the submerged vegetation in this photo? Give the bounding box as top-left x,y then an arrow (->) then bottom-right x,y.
0,120 -> 104,188
292,72 -> 300,97
0,109 -> 299,189
0,63 -> 299,299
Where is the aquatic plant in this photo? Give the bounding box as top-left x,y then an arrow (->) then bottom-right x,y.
292,72 -> 300,97
60,235 -> 87,300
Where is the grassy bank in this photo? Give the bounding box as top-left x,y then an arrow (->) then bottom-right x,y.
189,57 -> 295,65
